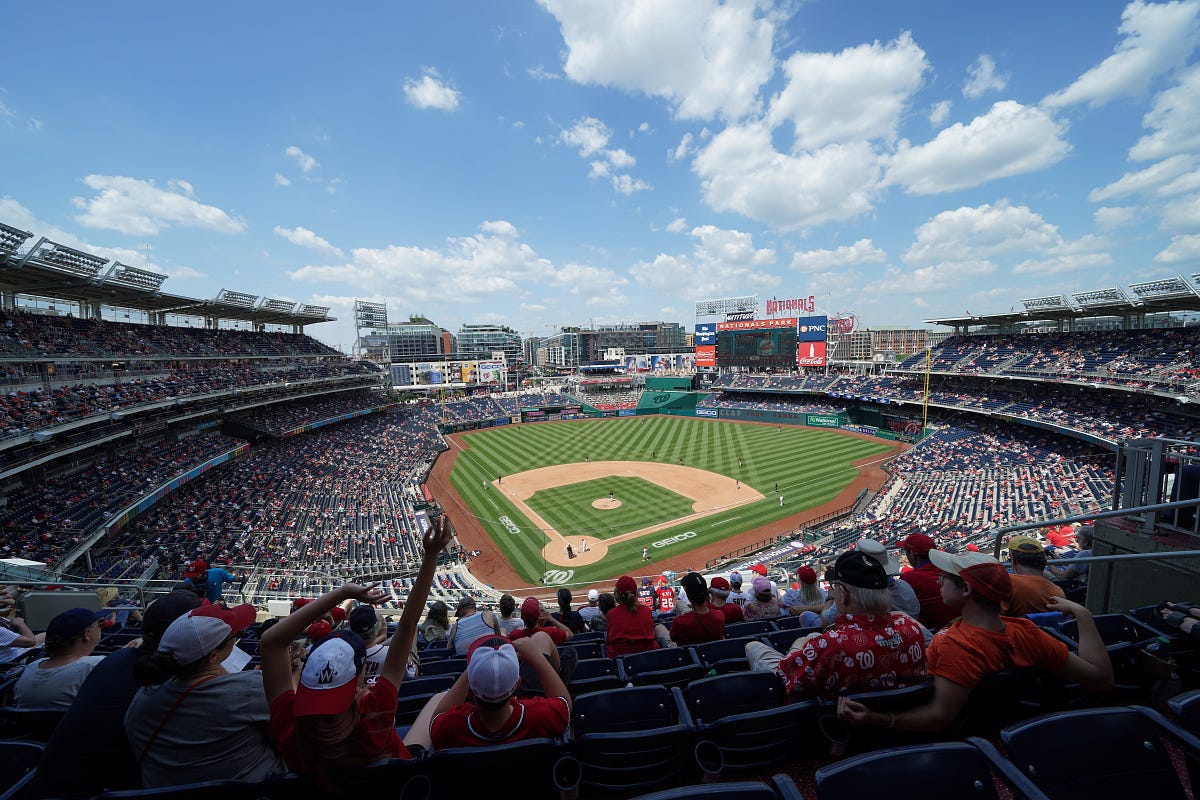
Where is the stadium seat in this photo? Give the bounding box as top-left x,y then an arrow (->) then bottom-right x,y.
1001,705 -> 1200,800
691,636 -> 757,673
0,706 -> 66,742
618,647 -> 704,688
423,739 -> 571,800
759,627 -> 820,653
561,640 -> 604,660
683,672 -> 821,771
94,778 -> 294,800
569,685 -> 695,793
952,667 -> 1069,733
818,682 -> 935,755
567,658 -> 623,694
397,674 -> 457,697
1168,688 -> 1200,736
0,741 -> 43,800
572,630 -> 605,643
813,739 -> 1049,800
724,620 -> 776,638
1055,614 -> 1163,693
417,658 -> 468,677
630,774 -> 805,800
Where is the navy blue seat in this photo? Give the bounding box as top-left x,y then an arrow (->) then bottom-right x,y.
561,640 -> 604,660
817,682 -> 935,755
569,686 -> 695,793
771,615 -> 811,632
424,739 -> 571,800
724,620 -> 776,638
0,706 -> 66,742
692,636 -> 757,673
418,657 -> 468,677
567,658 -> 623,694
1168,687 -> 1200,736
759,627 -> 820,653
631,774 -> 805,800
0,741 -> 43,800
1001,705 -> 1200,800
683,672 -> 820,771
397,674 -> 457,697
96,778 -> 292,799
814,739 -> 1048,800
572,630 -> 605,643
618,647 -> 704,689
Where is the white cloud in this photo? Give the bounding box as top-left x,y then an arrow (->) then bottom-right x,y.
767,32 -> 928,150
546,261 -> 629,293
0,92 -> 43,132
1162,192 -> 1200,229
1043,0 -> 1200,109
887,101 -> 1070,194
665,217 -> 688,233
670,132 -> 693,162
630,224 -> 779,298
284,145 -> 318,173
537,0 -> 778,121
693,123 -> 882,231
561,117 -> 611,156
638,121 -> 650,133
1155,233 -> 1200,262
272,225 -> 344,259
790,238 -> 886,273
527,64 -> 561,80
929,100 -> 952,126
72,175 -> 246,236
1089,154 -> 1196,201
274,172 -> 291,187
403,70 -> 461,111
873,260 -> 997,294
1129,63 -> 1200,161
606,148 -> 635,168
1094,206 -> 1141,228
963,54 -> 1008,98
612,174 -> 651,194
904,202 -> 1062,265
1012,237 -> 1114,274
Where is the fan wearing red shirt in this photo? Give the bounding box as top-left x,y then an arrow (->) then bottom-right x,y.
428,633 -> 570,749
897,533 -> 957,631
508,597 -> 574,646
708,577 -> 745,623
655,583 -> 676,614
606,575 -> 672,657
668,573 -> 725,646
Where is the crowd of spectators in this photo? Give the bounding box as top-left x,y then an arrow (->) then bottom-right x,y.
570,386 -> 643,410
1,433 -> 241,568
90,408 -> 447,598
0,310 -> 340,360
230,391 -> 388,436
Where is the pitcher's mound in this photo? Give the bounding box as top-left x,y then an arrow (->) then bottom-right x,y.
592,498 -> 622,509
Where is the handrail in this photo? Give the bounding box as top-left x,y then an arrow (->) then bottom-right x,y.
988,496 -> 1200,558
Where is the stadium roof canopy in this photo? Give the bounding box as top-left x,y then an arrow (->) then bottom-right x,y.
923,276 -> 1200,330
0,221 -> 333,327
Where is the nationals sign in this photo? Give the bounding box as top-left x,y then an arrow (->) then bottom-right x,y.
766,296 -> 816,316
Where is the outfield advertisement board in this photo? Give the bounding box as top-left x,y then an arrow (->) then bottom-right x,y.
797,341 -> 827,367
805,413 -> 841,428
696,408 -> 718,417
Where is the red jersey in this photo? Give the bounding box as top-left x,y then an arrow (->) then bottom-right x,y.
718,602 -> 745,624
899,560 -> 958,631
605,604 -> 658,657
270,677 -> 409,775
655,587 -> 675,613
509,623 -> 567,646
430,695 -> 569,749
776,613 -> 927,701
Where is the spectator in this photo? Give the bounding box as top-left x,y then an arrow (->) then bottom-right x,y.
495,594 -> 523,636
125,604 -> 286,787
746,549 -> 927,701
202,564 -> 238,604
27,592 -> 202,798
1005,536 -> 1065,615
1046,524 -> 1093,583
899,533 -> 957,631
743,576 -> 783,621
426,633 -> 570,749
654,579 -> 676,615
421,601 -> 451,644
606,575 -> 671,657
13,607 -> 108,709
1159,602 -> 1200,641
668,573 -> 725,646
510,597 -> 574,645
636,576 -> 655,608
708,576 -> 744,623
815,540 -> 923,628
552,588 -> 587,634
727,571 -> 749,606
595,592 -> 615,630
577,589 -> 604,630
349,605 -> 394,684
0,615 -> 43,664
838,550 -> 1113,732
781,566 -> 827,617
261,512 -> 452,779
445,596 -> 500,656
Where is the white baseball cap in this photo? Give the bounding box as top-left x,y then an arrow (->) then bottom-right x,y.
466,635 -> 520,703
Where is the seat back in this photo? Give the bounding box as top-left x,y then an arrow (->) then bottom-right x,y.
572,685 -> 682,736
397,674 -> 457,698
569,688 -> 694,793
0,740 -> 43,799
1002,706 -> 1194,800
568,658 -> 623,694
1168,688 -> 1200,736
418,658 -> 468,677
425,739 -> 566,800
619,647 -> 704,688
724,620 -> 776,638
0,707 -> 66,743
692,636 -> 756,670
627,775 -> 803,800
683,671 -> 786,723
759,628 -> 819,653
815,741 -> 1009,800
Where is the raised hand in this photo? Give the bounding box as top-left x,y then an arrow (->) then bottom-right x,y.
340,581 -> 387,605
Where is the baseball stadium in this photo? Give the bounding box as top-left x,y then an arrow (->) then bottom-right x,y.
4,1 -> 1200,790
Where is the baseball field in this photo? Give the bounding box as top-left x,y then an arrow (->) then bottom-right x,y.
428,415 -> 898,588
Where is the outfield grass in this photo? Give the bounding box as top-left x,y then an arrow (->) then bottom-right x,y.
447,416 -> 893,584
527,476 -> 695,540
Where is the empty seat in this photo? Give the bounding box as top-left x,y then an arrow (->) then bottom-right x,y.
692,636 -> 757,673
619,647 -> 704,689
418,658 -> 468,677
759,627 -> 820,653
0,741 -> 43,800
424,739 -> 570,800
567,658 -> 623,694
562,640 -> 604,660
725,620 -> 776,638
630,774 -> 805,800
0,707 -> 66,743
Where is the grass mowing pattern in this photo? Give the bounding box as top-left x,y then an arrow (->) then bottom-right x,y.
447,416 -> 893,585
526,476 -> 696,539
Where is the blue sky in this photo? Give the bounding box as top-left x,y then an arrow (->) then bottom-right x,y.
2,1 -> 1199,351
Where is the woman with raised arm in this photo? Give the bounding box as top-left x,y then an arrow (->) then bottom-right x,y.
260,512 -> 453,778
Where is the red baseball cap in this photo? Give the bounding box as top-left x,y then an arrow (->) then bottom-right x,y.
709,576 -> 731,591
797,566 -> 817,584
965,543 -> 980,553
520,597 -> 541,620
616,575 -> 637,593
901,534 -> 936,557
329,607 -> 347,624
749,564 -> 767,576
182,558 -> 207,580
